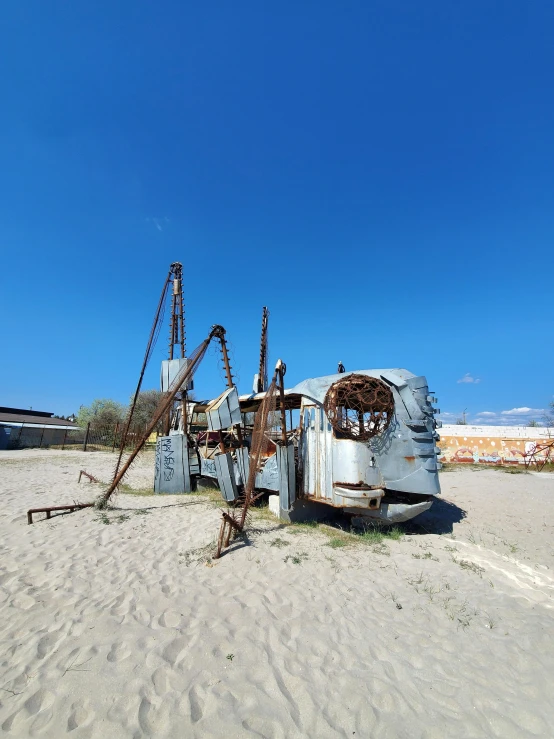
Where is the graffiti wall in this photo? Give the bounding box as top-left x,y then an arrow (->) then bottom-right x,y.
437,425 -> 554,465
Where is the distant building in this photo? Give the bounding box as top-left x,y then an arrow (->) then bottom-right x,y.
0,407 -> 78,450
438,424 -> 554,465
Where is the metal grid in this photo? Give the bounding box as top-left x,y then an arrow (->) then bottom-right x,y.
323,374 -> 394,441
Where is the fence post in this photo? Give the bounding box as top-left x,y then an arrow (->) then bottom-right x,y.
61,428 -> 68,450
83,422 -> 91,452
112,422 -> 119,453
39,426 -> 45,449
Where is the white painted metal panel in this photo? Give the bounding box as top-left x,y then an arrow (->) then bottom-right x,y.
154,434 -> 191,493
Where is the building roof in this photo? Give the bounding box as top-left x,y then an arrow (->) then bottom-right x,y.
0,406 -> 54,418
0,409 -> 78,427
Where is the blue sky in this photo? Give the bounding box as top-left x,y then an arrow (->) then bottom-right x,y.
1,1 -> 553,426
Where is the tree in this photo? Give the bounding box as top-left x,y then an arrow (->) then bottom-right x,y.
528,419 -> 540,427
544,401 -> 554,428
77,399 -> 127,428
130,389 -> 165,428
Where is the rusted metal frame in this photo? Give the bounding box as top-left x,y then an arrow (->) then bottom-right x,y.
323,374 -> 394,442
222,510 -> 243,532
334,481 -> 382,490
215,366 -> 281,559
215,510 -> 244,558
165,286 -> 178,434
115,270 -> 171,478
258,306 -> 269,393
218,331 -> 234,389
168,292 -> 176,360
524,439 -> 554,471
78,470 -> 99,483
168,262 -> 185,359
27,503 -> 94,525
277,362 -> 288,445
181,393 -> 188,436
218,330 -> 244,446
178,268 -> 185,359
238,366 -> 279,530
103,326 -> 224,503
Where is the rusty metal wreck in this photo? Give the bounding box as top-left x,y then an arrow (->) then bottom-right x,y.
190,366 -> 442,527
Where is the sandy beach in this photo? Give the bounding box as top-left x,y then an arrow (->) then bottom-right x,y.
0,449 -> 552,738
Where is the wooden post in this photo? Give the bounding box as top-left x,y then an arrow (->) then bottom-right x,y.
83,422 -> 91,452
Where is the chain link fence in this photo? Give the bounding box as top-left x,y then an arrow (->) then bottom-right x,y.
5,422 -> 155,452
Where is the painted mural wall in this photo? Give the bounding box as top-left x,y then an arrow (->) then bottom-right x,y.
437,425 -> 554,465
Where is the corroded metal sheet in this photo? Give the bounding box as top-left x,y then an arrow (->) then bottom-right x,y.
236,446 -> 250,486
214,452 -> 239,502
255,453 -> 278,491
160,358 -> 193,393
277,442 -> 296,512
154,434 -> 191,494
206,387 -> 241,431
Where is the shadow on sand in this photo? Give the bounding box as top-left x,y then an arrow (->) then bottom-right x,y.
403,497 -> 466,536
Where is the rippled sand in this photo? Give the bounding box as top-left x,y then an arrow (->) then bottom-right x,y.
0,450 -> 552,738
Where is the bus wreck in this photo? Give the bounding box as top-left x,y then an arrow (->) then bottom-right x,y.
185,368 -> 441,526
26,267 -> 441,551
144,274 -> 441,530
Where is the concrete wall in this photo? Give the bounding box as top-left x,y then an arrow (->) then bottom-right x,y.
438,424 -> 554,464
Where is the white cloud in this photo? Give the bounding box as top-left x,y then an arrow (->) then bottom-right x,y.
457,373 -> 481,384
501,407 -> 541,416
440,407 -> 548,427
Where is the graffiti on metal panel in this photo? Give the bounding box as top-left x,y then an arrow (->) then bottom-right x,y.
162,437 -> 175,481
154,440 -> 162,481
200,457 -> 217,478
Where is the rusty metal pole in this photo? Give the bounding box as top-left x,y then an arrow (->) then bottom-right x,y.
219,333 -> 234,389
218,332 -> 243,446
181,392 -> 188,436
61,428 -> 68,450
83,422 -> 91,452
177,268 -> 185,359
102,329 -> 220,504
277,363 -> 287,445
258,306 -> 269,393
168,290 -> 176,360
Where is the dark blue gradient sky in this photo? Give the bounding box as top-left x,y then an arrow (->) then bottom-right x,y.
1,1 -> 552,425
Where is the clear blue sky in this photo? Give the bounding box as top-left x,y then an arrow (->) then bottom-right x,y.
1,1 -> 553,426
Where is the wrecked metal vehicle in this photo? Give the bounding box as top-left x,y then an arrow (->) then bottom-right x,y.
143,271 -> 441,527
185,367 -> 441,525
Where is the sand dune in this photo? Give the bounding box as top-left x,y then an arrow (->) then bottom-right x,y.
0,450 -> 552,738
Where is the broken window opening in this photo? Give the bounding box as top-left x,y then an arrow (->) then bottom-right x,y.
323,374 -> 394,441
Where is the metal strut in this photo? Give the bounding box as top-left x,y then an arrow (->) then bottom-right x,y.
168,262 -> 186,360
214,358 -> 287,559
258,307 -> 269,393
28,324 -> 234,521
213,325 -> 243,446
165,262 -> 187,435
